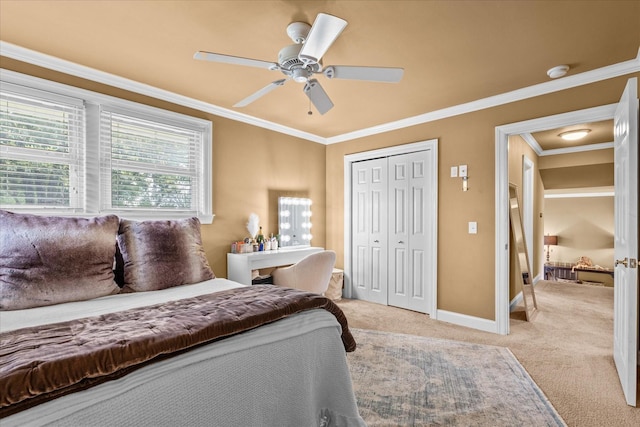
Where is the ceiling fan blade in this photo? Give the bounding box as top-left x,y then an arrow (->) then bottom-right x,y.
303,79 -> 334,115
194,51 -> 276,70
298,13 -> 347,65
323,66 -> 404,83
234,79 -> 288,107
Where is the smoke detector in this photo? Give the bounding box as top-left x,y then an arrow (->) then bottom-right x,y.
547,65 -> 570,79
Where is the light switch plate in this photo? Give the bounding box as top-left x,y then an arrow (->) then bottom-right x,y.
468,221 -> 477,234
450,166 -> 458,177
459,164 -> 468,178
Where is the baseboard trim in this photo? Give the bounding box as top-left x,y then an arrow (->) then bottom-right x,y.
510,292 -> 523,312
436,309 -> 497,334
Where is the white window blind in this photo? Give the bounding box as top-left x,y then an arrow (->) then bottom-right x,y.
99,107 -> 204,216
0,70 -> 213,222
0,84 -> 85,211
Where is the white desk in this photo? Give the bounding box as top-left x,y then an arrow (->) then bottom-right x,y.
227,247 -> 324,285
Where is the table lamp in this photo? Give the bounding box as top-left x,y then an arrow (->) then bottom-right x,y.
544,235 -> 558,263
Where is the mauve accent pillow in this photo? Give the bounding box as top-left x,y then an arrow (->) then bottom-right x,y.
117,217 -> 215,292
0,210 -> 121,311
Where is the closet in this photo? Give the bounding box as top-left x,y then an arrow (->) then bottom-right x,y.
350,148 -> 434,314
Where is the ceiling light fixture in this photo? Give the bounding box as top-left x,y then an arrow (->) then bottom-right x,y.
559,129 -> 591,141
547,65 -> 570,79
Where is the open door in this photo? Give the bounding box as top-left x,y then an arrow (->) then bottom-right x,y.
613,77 -> 638,407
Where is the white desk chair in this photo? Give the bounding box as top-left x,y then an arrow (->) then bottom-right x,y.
272,250 -> 336,294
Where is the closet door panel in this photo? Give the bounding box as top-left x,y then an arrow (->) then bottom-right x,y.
368,159 -> 388,304
406,154 -> 429,312
351,164 -> 370,300
412,249 -> 425,298
350,147 -> 434,313
351,158 -> 387,305
388,155 -> 410,308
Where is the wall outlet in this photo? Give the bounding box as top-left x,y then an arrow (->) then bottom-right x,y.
459,164 -> 468,178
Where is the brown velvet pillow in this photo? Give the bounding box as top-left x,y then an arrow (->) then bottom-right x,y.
0,210 -> 121,310
117,217 -> 215,292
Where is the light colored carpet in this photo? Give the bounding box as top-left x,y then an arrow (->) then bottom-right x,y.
337,280 -> 640,426
347,328 -> 565,426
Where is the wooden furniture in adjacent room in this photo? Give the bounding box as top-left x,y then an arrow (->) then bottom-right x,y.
544,264 -> 577,281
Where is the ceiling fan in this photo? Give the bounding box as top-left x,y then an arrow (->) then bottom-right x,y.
194,13 -> 404,115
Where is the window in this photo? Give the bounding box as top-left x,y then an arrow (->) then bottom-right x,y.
0,70 -> 213,222
0,84 -> 84,211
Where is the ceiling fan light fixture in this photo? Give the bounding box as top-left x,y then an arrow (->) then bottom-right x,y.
292,67 -> 310,83
559,129 -> 591,141
547,65 -> 570,79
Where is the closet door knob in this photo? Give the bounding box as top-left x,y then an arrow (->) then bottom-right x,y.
398,240 -> 405,244
374,239 -> 379,243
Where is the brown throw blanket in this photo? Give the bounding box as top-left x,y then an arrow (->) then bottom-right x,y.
0,285 -> 355,417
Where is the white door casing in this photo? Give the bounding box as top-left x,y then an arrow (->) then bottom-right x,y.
495,103 -> 619,335
613,77 -> 638,407
522,156 -> 534,271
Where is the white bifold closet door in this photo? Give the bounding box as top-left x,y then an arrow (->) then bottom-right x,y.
351,150 -> 431,313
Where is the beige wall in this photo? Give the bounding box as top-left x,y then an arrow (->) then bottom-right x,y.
543,196 -> 615,269
0,58 -> 327,279
326,74 -> 639,321
206,119 -> 326,278
4,57 -> 637,322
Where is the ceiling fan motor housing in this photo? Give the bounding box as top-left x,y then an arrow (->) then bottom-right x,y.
278,44 -> 305,69
278,44 -> 321,72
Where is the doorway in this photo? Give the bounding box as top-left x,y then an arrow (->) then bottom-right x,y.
496,78 -> 638,406
495,102 -> 618,334
343,139 -> 438,316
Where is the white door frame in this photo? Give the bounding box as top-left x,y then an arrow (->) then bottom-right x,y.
522,155 -> 535,275
495,103 -> 617,335
344,139 -> 438,317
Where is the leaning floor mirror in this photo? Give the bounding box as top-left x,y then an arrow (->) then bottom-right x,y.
509,183 -> 538,321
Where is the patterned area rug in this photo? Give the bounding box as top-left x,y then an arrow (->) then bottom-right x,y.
347,329 -> 566,426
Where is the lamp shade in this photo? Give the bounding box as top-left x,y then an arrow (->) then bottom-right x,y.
544,235 -> 558,246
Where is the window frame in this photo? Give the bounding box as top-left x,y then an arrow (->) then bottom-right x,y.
1,69 -> 213,223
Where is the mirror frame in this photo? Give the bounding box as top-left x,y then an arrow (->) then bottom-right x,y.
509,183 -> 538,321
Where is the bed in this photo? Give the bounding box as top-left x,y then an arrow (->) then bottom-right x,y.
0,210 -> 365,426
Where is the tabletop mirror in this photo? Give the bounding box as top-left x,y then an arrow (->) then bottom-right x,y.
278,197 -> 312,247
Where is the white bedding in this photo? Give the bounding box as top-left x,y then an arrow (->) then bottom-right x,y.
0,278 -> 244,333
1,280 -> 366,427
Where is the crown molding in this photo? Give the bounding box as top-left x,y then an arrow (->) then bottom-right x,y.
544,186 -> 615,198
2,41 -> 638,146
0,41 -> 325,144
538,141 -> 614,157
520,133 -> 543,155
326,50 -> 640,144
521,131 -> 614,157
